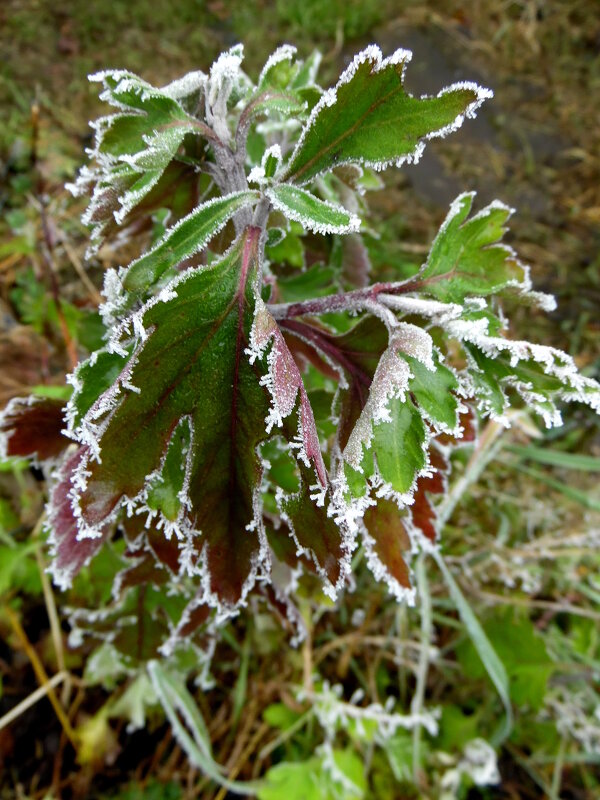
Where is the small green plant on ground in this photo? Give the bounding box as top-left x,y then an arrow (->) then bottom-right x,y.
1,43 -> 599,796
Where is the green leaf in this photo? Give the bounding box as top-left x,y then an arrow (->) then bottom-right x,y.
419,193 -> 528,302
266,185 -> 360,234
0,542 -> 41,595
262,702 -> 302,731
382,731 -> 413,782
258,45 -> 299,90
72,70 -> 215,249
265,223 -> 305,268
109,673 -> 158,730
432,550 -> 513,744
369,399 -> 426,494
258,749 -> 365,800
436,705 -> 480,752
122,191 -> 258,293
405,351 -> 459,431
145,420 -> 191,521
292,50 -> 322,90
342,325 -> 432,498
284,46 -> 491,185
67,348 -> 132,429
464,340 -> 600,427
277,263 -> 337,302
258,760 -> 323,800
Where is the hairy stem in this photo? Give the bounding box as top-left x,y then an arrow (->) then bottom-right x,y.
268,279 -> 422,320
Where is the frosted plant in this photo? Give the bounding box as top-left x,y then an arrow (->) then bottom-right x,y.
2,43 -> 599,659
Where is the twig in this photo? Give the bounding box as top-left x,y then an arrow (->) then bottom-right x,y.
35,546 -> 70,705
4,605 -> 78,748
301,601 -> 313,693
58,234 -> 102,305
0,670 -> 67,733
213,721 -> 270,800
37,200 -> 79,371
268,280 -> 415,320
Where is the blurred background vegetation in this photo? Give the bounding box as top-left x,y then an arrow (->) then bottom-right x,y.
0,1 -> 599,798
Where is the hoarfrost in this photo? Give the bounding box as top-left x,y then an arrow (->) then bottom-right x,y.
258,44 -> 297,87
266,185 -> 361,235
343,323 -> 434,469
161,71 -> 207,101
300,680 -> 440,741
287,45 -> 492,184
247,299 -> 327,486
206,44 -> 246,144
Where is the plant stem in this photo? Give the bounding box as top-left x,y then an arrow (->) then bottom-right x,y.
268,279 -> 419,320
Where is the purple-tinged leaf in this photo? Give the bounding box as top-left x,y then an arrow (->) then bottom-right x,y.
0,395 -> 68,463
410,446 -> 448,544
277,463 -> 350,597
363,499 -> 412,598
69,229 -> 343,609
247,299 -> 327,487
47,448 -> 111,590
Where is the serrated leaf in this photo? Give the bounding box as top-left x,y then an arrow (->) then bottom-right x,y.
419,193 -> 528,302
462,334 -> 600,427
71,70 -> 215,250
410,446 -> 448,543
284,46 -> 491,185
70,231 -> 268,605
277,461 -> 348,593
122,190 -> 258,294
267,185 -> 360,235
67,229 -> 339,608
